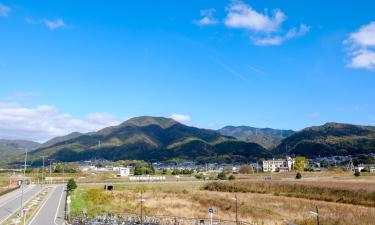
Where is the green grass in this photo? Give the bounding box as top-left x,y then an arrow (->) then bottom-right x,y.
70,189 -> 90,217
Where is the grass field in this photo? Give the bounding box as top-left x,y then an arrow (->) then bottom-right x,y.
70,175 -> 375,225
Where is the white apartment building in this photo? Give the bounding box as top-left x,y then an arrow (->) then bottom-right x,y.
263,157 -> 295,172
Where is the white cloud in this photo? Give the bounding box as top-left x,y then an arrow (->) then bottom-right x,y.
306,112 -> 321,118
0,103 -> 119,142
171,114 -> 191,124
43,18 -> 67,30
345,22 -> 375,70
195,9 -> 218,26
0,3 -> 10,17
225,1 -> 285,33
26,17 -> 68,30
223,1 -> 309,46
253,24 -> 310,46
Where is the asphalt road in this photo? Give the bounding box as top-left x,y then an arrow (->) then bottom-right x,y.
0,185 -> 42,224
27,185 -> 66,225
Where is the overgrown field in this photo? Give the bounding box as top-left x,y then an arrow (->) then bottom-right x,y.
204,180 -> 375,207
70,181 -> 375,225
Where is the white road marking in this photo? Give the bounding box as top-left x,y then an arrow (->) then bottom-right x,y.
54,187 -> 65,225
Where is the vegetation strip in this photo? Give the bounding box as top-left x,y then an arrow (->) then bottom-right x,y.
204,181 -> 375,207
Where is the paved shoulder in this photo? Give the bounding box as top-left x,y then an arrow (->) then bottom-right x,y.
27,185 -> 66,225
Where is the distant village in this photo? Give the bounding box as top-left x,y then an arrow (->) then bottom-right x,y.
76,154 -> 375,177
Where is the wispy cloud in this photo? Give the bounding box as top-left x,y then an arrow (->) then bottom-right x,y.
253,24 -> 310,46
26,17 -> 69,30
306,112 -> 321,118
195,9 -> 218,26
0,3 -> 10,17
247,65 -> 268,76
210,57 -> 246,80
345,21 -> 375,70
171,114 -> 191,124
221,1 -> 309,46
0,102 -> 119,142
1,92 -> 40,104
44,18 -> 67,30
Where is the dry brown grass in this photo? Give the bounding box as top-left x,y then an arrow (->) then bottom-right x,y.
70,181 -> 375,225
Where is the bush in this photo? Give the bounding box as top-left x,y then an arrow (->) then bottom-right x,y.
228,175 -> 236,180
67,178 -> 77,192
239,165 -> 253,174
217,171 -> 227,180
354,171 -> 361,177
296,172 -> 302,179
195,174 -> 203,179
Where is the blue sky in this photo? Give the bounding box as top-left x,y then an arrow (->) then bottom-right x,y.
0,0 -> 375,141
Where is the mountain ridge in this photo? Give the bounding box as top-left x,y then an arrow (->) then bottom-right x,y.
20,116 -> 269,165
219,126 -> 294,149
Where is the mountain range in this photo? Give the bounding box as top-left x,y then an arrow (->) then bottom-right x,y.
17,116 -> 270,165
273,122 -> 375,157
2,117 -> 375,165
0,139 -> 41,159
218,126 -> 294,149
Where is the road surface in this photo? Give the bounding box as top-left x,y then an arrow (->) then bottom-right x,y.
0,185 -> 42,224
27,185 -> 66,225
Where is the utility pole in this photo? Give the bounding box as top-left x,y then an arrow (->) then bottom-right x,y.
232,195 -> 239,225
41,156 -> 46,188
48,159 -> 54,184
20,149 -> 28,222
140,191 -> 145,225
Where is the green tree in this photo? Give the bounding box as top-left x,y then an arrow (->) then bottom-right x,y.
294,157 -> 308,171
228,175 -> 236,180
171,169 -> 180,175
354,171 -> 361,177
67,178 -> 77,192
54,163 -> 63,173
217,171 -> 227,180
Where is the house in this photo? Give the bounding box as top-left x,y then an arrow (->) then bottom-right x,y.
119,167 -> 130,177
263,157 -> 295,172
355,164 -> 375,173
79,166 -> 98,171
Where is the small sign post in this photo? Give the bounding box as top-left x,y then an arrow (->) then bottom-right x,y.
208,208 -> 214,225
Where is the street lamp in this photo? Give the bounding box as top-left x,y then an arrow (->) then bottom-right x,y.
232,195 -> 239,225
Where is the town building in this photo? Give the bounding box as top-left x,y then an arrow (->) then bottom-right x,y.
262,157 -> 295,172
355,164 -> 375,173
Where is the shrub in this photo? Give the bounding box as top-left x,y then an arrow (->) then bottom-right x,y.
296,172 -> 302,179
217,171 -> 227,180
354,171 -> 361,177
239,165 -> 253,174
195,174 -> 203,179
67,178 -> 77,192
228,175 -> 236,180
